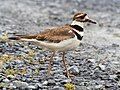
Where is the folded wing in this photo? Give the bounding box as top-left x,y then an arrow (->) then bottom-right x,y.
9,24 -> 75,43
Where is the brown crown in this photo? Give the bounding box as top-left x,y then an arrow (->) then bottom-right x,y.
73,12 -> 87,21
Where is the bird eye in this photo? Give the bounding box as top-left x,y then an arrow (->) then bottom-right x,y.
79,16 -> 84,19
76,15 -> 85,19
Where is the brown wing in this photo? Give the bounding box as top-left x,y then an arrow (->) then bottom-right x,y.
10,24 -> 75,43
36,24 -> 75,43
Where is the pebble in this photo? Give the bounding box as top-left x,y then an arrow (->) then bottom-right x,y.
95,85 -> 103,89
9,83 -> 16,89
88,59 -> 96,63
28,85 -> 36,89
76,86 -> 87,90
118,81 -> 120,86
109,74 -> 117,79
112,61 -> 119,64
105,83 -> 113,88
98,64 -> 106,71
35,83 -> 42,88
0,75 -> 4,82
61,79 -> 72,84
52,86 -> 65,90
55,74 -> 67,79
2,88 -> 7,90
3,78 -> 10,83
47,79 -> 56,86
12,80 -> 29,89
53,69 -> 63,75
7,75 -> 15,79
42,81 -> 48,85
68,65 -> 79,75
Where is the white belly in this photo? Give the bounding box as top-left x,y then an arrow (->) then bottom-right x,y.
21,36 -> 80,51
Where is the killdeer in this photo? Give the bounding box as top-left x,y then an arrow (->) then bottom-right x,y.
9,12 -> 96,78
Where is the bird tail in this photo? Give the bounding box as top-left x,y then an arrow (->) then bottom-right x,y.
8,36 -> 21,40
8,34 -> 38,41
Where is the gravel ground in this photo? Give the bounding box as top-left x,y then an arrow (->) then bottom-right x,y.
0,0 -> 120,90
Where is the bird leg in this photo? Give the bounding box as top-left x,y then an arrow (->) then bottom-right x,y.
62,52 -> 70,78
48,51 -> 55,75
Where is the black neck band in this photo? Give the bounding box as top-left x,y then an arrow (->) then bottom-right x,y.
72,30 -> 83,40
70,25 -> 83,32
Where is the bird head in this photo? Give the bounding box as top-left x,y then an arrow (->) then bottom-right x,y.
73,12 -> 96,24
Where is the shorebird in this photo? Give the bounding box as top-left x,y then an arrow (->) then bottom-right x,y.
9,12 -> 96,78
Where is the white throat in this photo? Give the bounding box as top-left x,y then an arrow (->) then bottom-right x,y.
71,20 -> 84,28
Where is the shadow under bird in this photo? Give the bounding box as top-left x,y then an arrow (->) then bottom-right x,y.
9,12 -> 96,78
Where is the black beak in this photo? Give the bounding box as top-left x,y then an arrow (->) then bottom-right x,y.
85,16 -> 97,24
86,19 -> 97,24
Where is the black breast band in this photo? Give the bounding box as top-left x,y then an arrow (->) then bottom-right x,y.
72,30 -> 83,40
70,25 -> 84,40
70,25 -> 83,32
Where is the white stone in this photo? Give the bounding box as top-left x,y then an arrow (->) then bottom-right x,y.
99,64 -> 105,70
68,65 -> 79,74
42,81 -> 48,85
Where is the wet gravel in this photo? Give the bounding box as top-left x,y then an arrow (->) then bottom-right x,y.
0,42 -> 120,90
0,0 -> 120,90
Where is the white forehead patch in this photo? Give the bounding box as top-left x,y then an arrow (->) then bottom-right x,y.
76,14 -> 84,18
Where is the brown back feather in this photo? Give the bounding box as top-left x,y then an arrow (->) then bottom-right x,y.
36,24 -> 75,43
14,24 -> 75,43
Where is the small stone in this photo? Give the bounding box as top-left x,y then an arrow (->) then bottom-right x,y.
98,64 -> 105,70
55,79 -> 61,82
73,77 -> 84,83
42,81 -> 48,85
47,79 -> 56,86
28,85 -> 36,89
88,59 -> 96,63
118,81 -> 120,86
52,86 -> 65,90
76,86 -> 87,90
105,83 -> 113,88
61,79 -> 72,84
95,85 -> 103,89
53,69 -> 63,75
21,77 -> 27,82
3,78 -> 10,83
68,66 -> 79,75
7,75 -> 15,79
53,60 -> 60,65
15,60 -> 24,64
116,70 -> 120,75
2,87 -> 7,90
0,75 -> 4,82
55,74 -> 66,79
13,80 -> 29,89
112,61 -> 119,64
35,83 -> 42,88
112,44 -> 119,47
109,75 -> 117,79
9,83 -> 16,89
